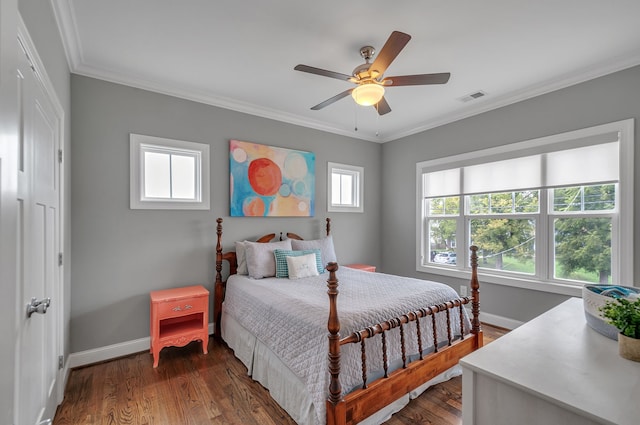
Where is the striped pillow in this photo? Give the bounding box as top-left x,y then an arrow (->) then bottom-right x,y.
274,249 -> 323,278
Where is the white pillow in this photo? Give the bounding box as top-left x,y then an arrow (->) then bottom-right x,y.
245,239 -> 292,279
286,253 -> 320,279
291,235 -> 337,269
235,241 -> 249,275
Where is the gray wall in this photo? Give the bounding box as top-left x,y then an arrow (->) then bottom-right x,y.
382,65 -> 640,323
71,65 -> 640,352
70,75 -> 382,352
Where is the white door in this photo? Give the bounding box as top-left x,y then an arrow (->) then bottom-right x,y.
15,37 -> 62,425
0,0 -> 19,423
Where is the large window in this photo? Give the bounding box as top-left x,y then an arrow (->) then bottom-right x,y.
416,120 -> 634,294
130,134 -> 210,210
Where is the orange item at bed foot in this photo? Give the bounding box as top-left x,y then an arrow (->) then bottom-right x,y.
344,263 -> 376,272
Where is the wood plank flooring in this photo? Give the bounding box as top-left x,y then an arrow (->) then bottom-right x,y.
53,324 -> 508,425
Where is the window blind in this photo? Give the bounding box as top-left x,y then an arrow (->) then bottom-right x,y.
545,141 -> 618,188
423,135 -> 619,198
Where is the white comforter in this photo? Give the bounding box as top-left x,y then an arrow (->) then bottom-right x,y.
222,267 -> 470,425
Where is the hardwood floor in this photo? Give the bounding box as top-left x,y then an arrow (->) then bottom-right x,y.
53,324 -> 508,425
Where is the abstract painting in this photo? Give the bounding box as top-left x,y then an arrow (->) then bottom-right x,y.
230,140 -> 315,217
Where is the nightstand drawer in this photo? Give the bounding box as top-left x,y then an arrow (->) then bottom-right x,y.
156,296 -> 207,319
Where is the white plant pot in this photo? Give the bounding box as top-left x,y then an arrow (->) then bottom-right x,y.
618,333 -> 640,362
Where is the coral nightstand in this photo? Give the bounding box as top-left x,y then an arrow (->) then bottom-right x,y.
150,285 -> 209,368
345,263 -> 376,272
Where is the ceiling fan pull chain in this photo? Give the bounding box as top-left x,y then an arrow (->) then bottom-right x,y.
354,104 -> 358,132
376,103 -> 380,137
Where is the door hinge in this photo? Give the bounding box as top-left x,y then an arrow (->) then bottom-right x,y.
58,355 -> 64,370
58,149 -> 63,163
58,253 -> 63,267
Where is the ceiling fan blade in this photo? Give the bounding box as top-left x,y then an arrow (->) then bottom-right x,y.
375,97 -> 391,115
294,64 -> 353,82
382,73 -> 451,86
310,89 -> 353,110
369,31 -> 411,77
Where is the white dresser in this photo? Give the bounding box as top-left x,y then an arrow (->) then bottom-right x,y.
460,297 -> 640,425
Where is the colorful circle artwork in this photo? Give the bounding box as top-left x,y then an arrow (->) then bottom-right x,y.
230,140 -> 315,217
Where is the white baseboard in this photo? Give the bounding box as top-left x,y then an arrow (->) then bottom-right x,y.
66,322 -> 215,370
64,312 -> 520,372
67,336 -> 151,369
479,311 -> 523,330
464,305 -> 524,330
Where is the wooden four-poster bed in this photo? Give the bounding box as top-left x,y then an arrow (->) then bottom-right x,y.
213,217 -> 482,425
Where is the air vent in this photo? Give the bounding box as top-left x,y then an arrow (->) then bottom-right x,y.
459,90 -> 487,103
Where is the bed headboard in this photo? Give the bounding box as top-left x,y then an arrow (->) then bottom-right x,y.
213,217 -> 331,336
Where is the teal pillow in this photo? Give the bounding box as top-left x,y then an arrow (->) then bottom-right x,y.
274,249 -> 323,278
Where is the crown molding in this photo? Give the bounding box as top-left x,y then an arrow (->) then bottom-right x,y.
392,49 -> 640,142
72,61 -> 379,142
67,53 -> 640,144
50,0 -> 83,71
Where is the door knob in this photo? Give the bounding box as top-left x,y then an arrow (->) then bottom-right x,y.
26,297 -> 51,318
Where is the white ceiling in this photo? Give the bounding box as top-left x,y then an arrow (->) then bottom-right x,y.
52,0 -> 640,142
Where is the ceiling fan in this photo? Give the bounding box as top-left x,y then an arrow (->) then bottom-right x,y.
294,31 -> 450,115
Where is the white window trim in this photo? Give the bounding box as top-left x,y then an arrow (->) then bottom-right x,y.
328,162 -> 364,213
130,133 -> 210,210
415,119 -> 634,296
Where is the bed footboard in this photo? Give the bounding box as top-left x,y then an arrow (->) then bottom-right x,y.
326,246 -> 482,425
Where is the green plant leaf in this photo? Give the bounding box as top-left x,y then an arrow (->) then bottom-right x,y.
600,298 -> 640,339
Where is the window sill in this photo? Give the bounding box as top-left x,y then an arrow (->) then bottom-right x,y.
327,207 -> 364,213
416,264 -> 582,297
130,200 -> 210,210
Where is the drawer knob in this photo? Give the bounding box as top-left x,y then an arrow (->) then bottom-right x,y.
184,304 -> 193,310
172,306 -> 182,311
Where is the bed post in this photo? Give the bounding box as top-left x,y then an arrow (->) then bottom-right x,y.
469,245 -> 483,346
326,262 -> 346,425
214,218 -> 224,337
326,217 -> 331,236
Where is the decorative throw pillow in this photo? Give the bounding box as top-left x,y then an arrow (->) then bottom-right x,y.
286,253 -> 320,279
274,249 -> 323,278
291,235 -> 337,270
235,241 -> 249,275
245,239 -> 293,279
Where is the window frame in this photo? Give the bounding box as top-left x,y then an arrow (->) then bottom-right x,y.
328,162 -> 363,213
415,119 -> 634,296
130,133 -> 210,210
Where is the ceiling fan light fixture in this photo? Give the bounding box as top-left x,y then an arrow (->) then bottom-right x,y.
351,83 -> 385,106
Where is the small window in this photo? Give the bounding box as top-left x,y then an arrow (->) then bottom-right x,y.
130,134 -> 210,210
328,162 -> 363,213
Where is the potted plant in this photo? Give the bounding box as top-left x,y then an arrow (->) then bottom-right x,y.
600,298 -> 640,362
